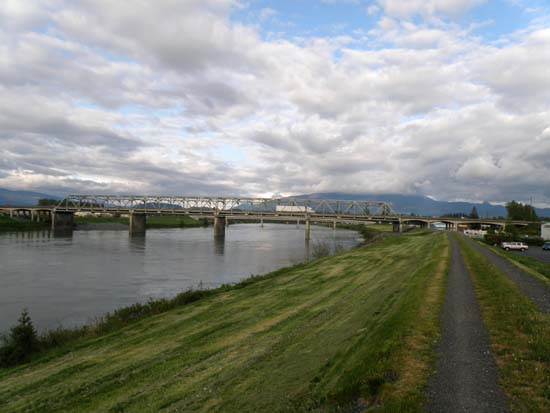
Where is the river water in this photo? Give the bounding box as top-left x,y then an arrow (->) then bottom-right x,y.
0,223 -> 362,333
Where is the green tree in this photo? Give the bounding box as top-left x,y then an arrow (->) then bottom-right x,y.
0,309 -> 38,367
470,206 -> 479,219
37,198 -> 59,206
506,201 -> 538,221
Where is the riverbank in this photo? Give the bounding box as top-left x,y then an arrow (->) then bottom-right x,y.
0,231 -> 448,412
74,214 -> 206,229
0,215 -> 48,231
0,214 -> 208,231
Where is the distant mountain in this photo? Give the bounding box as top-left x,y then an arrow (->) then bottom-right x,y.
0,188 -> 61,206
296,193 -> 550,218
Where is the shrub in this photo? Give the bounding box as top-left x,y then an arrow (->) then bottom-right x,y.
0,309 -> 39,368
312,241 -> 331,259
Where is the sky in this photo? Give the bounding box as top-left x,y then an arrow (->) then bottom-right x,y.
0,0 -> 549,205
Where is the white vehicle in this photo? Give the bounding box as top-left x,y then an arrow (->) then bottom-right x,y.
275,205 -> 314,213
541,223 -> 550,241
464,229 -> 487,238
500,242 -> 528,251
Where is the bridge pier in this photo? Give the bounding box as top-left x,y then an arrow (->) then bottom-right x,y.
214,216 -> 226,238
260,217 -> 264,227
393,221 -> 402,233
129,213 -> 146,235
333,220 -> 337,230
51,211 -> 74,232
305,218 -> 311,241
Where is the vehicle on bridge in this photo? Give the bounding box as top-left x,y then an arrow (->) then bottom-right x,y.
543,242 -> 550,251
275,206 -> 314,213
500,241 -> 528,252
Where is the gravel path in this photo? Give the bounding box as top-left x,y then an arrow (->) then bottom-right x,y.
426,235 -> 509,412
464,237 -> 550,313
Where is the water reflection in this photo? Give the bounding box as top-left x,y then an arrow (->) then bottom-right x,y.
214,236 -> 225,255
0,224 -> 362,332
52,229 -> 74,239
129,234 -> 146,252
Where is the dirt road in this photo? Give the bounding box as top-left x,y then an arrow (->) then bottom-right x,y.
426,235 -> 509,412
465,237 -> 550,313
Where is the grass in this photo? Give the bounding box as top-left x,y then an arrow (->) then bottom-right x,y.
0,232 -> 448,412
485,245 -> 550,282
456,236 -> 550,412
74,215 -> 205,228
0,215 -> 48,231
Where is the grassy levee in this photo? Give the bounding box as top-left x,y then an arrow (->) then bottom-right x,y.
456,236 -> 550,412
484,244 -> 550,283
0,232 -> 448,412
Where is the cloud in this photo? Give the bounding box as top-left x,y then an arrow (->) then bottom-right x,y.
376,0 -> 486,19
0,0 -> 549,206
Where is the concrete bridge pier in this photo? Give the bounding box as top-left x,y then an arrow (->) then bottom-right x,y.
260,217 -> 264,227
305,218 -> 311,241
333,220 -> 337,230
393,221 -> 402,233
296,219 -> 300,228
51,211 -> 74,232
129,213 -> 146,235
214,216 -> 226,238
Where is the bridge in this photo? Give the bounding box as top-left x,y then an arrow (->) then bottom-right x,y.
0,194 -> 539,239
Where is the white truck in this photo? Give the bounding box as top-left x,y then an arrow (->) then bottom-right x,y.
500,242 -> 528,251
275,206 -> 314,213
541,223 -> 550,241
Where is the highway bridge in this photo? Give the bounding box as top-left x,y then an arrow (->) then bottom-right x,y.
0,194 -> 538,239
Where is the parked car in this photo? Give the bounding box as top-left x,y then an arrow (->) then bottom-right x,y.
500,242 -> 528,251
543,242 -> 550,251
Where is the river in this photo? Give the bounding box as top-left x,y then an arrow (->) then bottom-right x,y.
0,223 -> 362,333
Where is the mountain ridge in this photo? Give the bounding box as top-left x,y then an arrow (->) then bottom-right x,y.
296,192 -> 550,218
1,188 -> 549,217
0,188 -> 61,206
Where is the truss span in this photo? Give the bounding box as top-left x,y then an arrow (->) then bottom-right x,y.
55,195 -> 398,218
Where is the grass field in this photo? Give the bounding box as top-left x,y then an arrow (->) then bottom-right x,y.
457,236 -> 550,412
0,215 -> 48,231
0,232 -> 448,412
74,215 -> 204,228
485,245 -> 550,282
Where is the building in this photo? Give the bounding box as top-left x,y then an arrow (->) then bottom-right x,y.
542,223 -> 550,240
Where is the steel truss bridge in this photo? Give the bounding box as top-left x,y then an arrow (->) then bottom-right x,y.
1,195 -> 539,237
53,195 -> 398,221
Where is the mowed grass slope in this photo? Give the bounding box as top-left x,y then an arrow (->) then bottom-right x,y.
457,236 -> 549,412
0,232 -> 447,412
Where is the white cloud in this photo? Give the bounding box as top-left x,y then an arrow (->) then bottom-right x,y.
376,0 -> 486,18
0,0 -> 549,206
